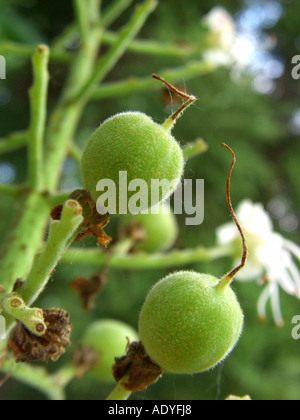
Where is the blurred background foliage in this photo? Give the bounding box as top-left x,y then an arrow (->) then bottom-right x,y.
0,0 -> 299,400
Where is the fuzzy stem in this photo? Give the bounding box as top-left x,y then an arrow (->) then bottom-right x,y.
61,244 -> 231,270
0,131 -> 28,155
106,375 -> 132,400
20,200 -> 83,307
0,192 -> 51,292
72,0 -> 158,104
0,293 -> 46,336
28,45 -> 50,191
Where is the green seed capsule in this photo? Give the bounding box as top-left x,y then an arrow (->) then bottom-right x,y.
80,75 -> 196,214
80,111 -> 184,214
138,271 -> 243,374
120,203 -> 178,253
81,319 -> 139,382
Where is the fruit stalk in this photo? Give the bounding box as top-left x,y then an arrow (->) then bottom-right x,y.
61,244 -> 232,269
106,374 -> 132,401
217,144 -> 248,290
20,200 -> 83,307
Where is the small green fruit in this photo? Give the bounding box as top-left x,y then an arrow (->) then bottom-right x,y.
80,112 -> 184,213
120,203 -> 178,253
138,271 -> 243,374
81,319 -> 139,382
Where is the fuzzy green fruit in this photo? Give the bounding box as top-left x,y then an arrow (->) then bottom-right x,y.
138,271 -> 243,374
120,203 -> 178,253
80,112 -> 184,214
81,319 -> 139,382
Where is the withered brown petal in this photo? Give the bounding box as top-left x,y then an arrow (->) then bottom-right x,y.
9,308 -> 72,363
69,189 -> 112,247
112,341 -> 163,392
50,204 -> 63,221
72,345 -> 99,378
70,272 -> 107,311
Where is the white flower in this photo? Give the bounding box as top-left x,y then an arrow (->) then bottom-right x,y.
216,200 -> 300,327
203,7 -> 236,50
202,7 -> 236,67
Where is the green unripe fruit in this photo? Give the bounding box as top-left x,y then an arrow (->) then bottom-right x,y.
120,203 -> 178,253
80,112 -> 184,214
138,271 -> 243,374
81,319 -> 139,382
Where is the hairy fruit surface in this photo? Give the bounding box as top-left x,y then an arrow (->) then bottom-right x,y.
80,112 -> 184,213
138,271 -> 243,374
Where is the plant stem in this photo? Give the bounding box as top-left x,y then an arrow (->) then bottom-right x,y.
20,200 -> 83,306
51,0 -> 131,55
51,0 -> 138,58
0,1 -> 101,298
88,0 -> 102,26
52,364 -> 77,389
72,0 -> 158,104
43,29 -> 101,192
101,0 -> 134,28
92,60 -> 214,100
0,41 -> 72,63
28,45 -> 50,191
0,131 -> 27,155
0,183 -> 22,196
0,360 -> 66,400
183,138 -> 208,161
61,244 -> 231,270
0,192 -> 51,293
102,30 -> 197,58
106,375 -> 132,400
69,142 -> 83,165
73,0 -> 90,42
1,293 -> 47,336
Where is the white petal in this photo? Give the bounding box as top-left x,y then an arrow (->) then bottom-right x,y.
285,257 -> 300,298
236,200 -> 274,237
283,238 -> 300,261
271,251 -> 299,296
257,285 -> 272,322
270,283 -> 285,328
216,222 -> 237,245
